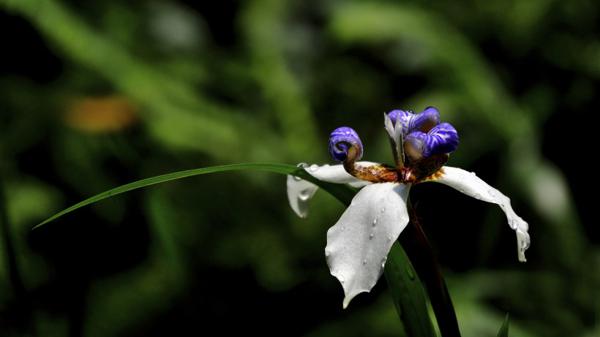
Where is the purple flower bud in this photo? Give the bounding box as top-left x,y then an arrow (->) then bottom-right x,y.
387,107 -> 441,137
404,131 -> 428,162
426,122 -> 459,156
328,126 -> 363,162
404,122 -> 459,160
409,106 -> 440,133
387,109 -> 413,127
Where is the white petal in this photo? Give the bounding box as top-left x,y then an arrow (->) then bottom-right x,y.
325,182 -> 411,308
286,175 -> 319,218
384,112 -> 397,140
428,166 -> 530,262
286,162 -> 378,218
304,162 -> 377,187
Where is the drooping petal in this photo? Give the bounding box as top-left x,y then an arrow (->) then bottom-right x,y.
286,175 -> 319,218
426,166 -> 530,262
286,163 -> 376,218
325,182 -> 411,308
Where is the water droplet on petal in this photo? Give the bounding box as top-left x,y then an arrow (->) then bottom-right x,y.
362,259 -> 367,265
380,207 -> 386,213
372,218 -> 377,226
369,233 -> 374,239
308,164 -> 319,172
381,257 -> 387,269
298,190 -> 311,201
293,175 -> 302,181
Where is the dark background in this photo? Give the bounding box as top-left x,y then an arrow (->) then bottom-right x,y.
0,0 -> 598,336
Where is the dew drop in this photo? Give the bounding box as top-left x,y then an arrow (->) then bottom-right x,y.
406,266 -> 416,280
308,164 -> 319,172
380,207 -> 386,213
369,233 -> 375,239
362,259 -> 367,265
372,218 -> 378,227
293,175 -> 302,181
299,190 -> 311,201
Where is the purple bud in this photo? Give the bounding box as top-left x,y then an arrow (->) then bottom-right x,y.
409,106 -> 441,133
404,131 -> 428,162
404,122 -> 459,159
328,127 -> 364,162
387,109 -> 412,126
425,122 -> 459,156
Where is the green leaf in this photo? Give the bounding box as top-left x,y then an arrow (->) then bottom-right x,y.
34,163 -> 354,229
33,162 -> 436,336
385,243 -> 438,337
496,314 -> 510,337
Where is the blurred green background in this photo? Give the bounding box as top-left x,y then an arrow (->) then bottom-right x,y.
0,0 -> 598,336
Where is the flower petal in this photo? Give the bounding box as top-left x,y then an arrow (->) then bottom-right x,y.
325,182 -> 411,308
286,175 -> 319,218
303,162 -> 378,187
427,166 -> 530,262
286,163 -> 376,218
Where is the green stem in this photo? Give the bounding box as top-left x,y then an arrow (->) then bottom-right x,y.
400,202 -> 461,337
385,243 -> 437,337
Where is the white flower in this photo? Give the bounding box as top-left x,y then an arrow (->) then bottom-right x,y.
286,108 -> 530,308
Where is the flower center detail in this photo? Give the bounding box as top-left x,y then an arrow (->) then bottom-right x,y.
328,107 -> 459,183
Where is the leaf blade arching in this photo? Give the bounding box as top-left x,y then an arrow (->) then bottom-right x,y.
34,163 -> 355,229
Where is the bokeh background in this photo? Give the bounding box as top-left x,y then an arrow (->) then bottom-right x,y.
0,0 -> 598,336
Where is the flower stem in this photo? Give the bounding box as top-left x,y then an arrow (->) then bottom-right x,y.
400,202 -> 461,337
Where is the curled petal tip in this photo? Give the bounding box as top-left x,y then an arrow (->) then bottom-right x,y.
516,228 -> 530,262
342,293 -> 357,309
328,127 -> 363,162
410,106 -> 441,133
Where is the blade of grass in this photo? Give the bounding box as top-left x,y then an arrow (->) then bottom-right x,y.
386,242 -> 438,337
34,163 -> 354,229
496,314 -> 510,337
